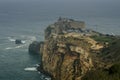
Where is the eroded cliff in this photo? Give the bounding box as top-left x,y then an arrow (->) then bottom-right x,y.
41,34 -> 95,80
38,18 -> 106,80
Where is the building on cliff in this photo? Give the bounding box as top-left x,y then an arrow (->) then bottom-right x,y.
57,17 -> 85,29
45,18 -> 86,39
45,18 -> 101,40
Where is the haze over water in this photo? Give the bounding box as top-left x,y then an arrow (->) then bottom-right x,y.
0,0 -> 120,80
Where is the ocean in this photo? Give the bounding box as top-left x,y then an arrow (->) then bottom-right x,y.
0,0 -> 120,80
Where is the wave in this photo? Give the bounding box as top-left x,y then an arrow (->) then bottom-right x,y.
5,35 -> 37,50
5,47 -> 13,50
44,78 -> 51,80
24,67 -> 37,71
5,42 -> 28,50
7,35 -> 36,42
40,75 -> 51,80
15,45 -> 24,48
5,44 -> 27,50
34,64 -> 39,67
7,37 -> 16,42
21,40 -> 26,44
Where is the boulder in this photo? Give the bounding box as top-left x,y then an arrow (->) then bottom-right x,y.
29,41 -> 44,54
15,39 -> 22,44
29,41 -> 39,54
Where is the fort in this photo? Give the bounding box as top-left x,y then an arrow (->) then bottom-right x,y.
45,17 -> 86,39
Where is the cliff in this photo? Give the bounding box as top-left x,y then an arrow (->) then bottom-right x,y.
41,35 -> 93,80
37,18 -> 106,80
28,18 -> 120,80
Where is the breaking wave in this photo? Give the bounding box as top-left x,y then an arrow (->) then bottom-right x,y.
24,67 -> 37,71
8,37 -> 16,42
5,45 -> 26,50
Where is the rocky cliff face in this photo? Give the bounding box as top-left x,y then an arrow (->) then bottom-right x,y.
38,18 -> 105,80
27,18 -> 120,80
39,32 -> 104,80
41,34 -> 95,80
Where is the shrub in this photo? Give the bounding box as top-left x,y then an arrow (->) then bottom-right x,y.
82,63 -> 120,80
109,63 -> 120,74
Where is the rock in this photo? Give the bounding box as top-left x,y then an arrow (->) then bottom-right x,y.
29,41 -> 44,54
37,18 -> 107,80
39,33 -> 96,80
15,39 -> 22,44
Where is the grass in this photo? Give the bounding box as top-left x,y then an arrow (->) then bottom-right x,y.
101,39 -> 120,61
90,35 -> 116,43
82,63 -> 120,80
82,35 -> 120,80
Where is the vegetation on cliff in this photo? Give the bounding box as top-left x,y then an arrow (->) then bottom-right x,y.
81,36 -> 120,80
100,39 -> 120,62
91,35 -> 115,43
82,63 -> 120,80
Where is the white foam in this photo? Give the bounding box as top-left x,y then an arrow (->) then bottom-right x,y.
15,45 -> 23,48
8,37 -> 15,42
5,44 -> 27,50
21,41 -> 26,44
5,35 -> 37,50
24,67 -> 37,71
45,78 -> 51,80
9,38 -> 15,42
35,64 -> 39,67
5,47 -> 13,50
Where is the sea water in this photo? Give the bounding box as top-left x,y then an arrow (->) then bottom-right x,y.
0,0 -> 120,80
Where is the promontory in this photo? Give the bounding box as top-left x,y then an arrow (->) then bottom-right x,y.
29,18 -> 120,80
